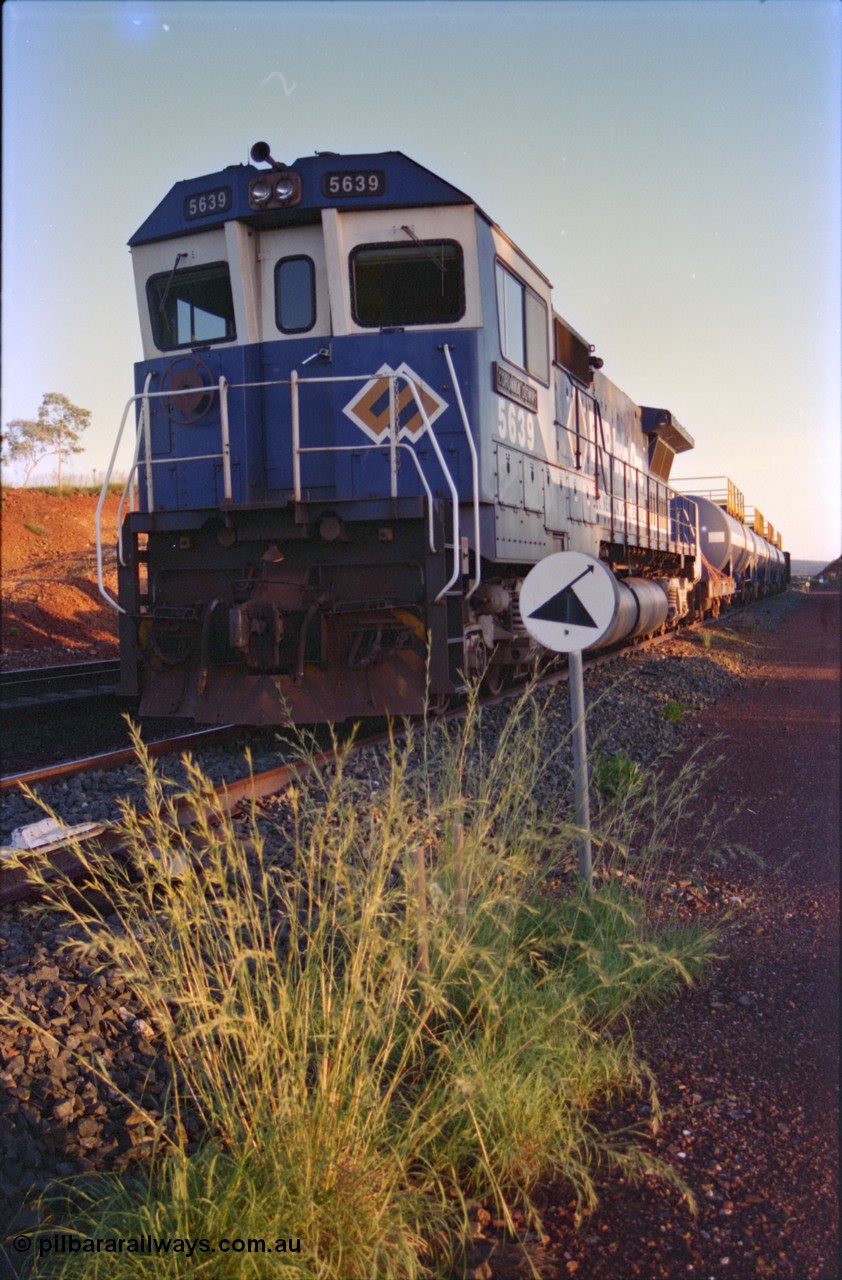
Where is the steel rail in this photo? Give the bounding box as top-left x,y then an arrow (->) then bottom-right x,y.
0,725 -> 241,795
0,659 -> 122,712
0,591 -> 789,905
0,726 -> 391,907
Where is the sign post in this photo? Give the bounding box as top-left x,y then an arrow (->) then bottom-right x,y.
567,647 -> 593,888
520,552 -> 621,893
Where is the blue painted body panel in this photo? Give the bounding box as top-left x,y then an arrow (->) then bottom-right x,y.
135,330 -> 483,515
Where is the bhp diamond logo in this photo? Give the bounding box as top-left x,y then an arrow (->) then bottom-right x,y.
342,363 -> 448,443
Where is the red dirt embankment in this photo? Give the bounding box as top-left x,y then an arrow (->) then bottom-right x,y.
0,489 -> 122,668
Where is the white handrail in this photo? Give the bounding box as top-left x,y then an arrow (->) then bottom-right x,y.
219,376 -> 232,501
142,379 -> 155,511
296,441 -> 437,551
388,374 -> 398,498
99,364 -> 466,615
291,368 -> 301,502
440,343 -> 480,599
395,373 -> 461,603
96,373 -> 155,613
117,375 -> 154,567
98,377 -> 236,611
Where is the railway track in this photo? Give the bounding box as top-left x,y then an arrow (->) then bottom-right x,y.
0,724 -> 385,906
0,724 -> 242,796
0,596 -> 787,907
0,657 -> 122,711
0,626 -> 689,907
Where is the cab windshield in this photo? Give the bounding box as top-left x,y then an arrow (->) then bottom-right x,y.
350,240 -> 464,328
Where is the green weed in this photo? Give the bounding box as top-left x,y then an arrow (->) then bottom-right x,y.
592,750 -> 644,801
10,692 -> 718,1279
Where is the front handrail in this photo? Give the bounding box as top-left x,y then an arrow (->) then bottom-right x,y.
96,377 -> 233,612
441,343 -> 481,600
118,375 -> 153,568
289,368 -> 434,504
393,373 -> 461,603
288,367 -> 462,590
96,373 -> 153,612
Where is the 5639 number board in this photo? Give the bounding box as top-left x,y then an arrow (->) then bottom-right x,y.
183,187 -> 232,220
322,170 -> 386,198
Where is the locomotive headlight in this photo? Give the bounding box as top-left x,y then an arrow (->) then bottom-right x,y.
248,170 -> 301,210
250,178 -> 273,205
274,176 -> 296,203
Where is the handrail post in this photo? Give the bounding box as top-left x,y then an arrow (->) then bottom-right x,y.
398,374 -> 461,603
388,375 -> 398,499
97,378 -> 154,613
441,344 -> 481,599
219,377 -> 232,501
117,387 -> 152,568
142,383 -> 155,513
291,369 -> 301,503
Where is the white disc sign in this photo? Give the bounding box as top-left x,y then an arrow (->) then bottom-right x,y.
520,551 -> 619,653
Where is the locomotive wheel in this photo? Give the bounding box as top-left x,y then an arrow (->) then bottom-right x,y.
482,663 -> 506,696
160,356 -> 215,425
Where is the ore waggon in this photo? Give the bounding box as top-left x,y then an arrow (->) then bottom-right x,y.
97,142 -> 788,724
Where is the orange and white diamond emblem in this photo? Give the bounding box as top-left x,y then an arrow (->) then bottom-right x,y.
342,363 -> 448,443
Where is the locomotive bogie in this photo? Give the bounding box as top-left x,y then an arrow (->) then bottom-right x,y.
100,146 -> 787,724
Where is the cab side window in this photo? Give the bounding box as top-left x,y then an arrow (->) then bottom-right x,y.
495,262 -> 549,384
147,262 -> 236,350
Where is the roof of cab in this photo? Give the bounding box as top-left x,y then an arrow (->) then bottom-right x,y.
129,150 -> 476,247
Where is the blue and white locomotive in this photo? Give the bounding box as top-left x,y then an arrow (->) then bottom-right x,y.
98,142 -> 787,724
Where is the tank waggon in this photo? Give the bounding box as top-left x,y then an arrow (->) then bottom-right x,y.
671,477 -> 788,617
97,143 -> 787,724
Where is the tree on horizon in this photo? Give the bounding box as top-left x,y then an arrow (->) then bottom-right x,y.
2,393 -> 91,490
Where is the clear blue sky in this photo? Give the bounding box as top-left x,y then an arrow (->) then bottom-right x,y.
3,0 -> 840,561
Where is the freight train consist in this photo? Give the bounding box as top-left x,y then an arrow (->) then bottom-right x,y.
97,143 -> 788,724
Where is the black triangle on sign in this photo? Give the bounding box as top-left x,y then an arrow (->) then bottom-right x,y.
528,585 -> 599,629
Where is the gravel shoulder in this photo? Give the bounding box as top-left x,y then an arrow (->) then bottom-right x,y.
471,589 -> 840,1279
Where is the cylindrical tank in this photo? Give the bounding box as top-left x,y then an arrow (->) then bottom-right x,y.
691,496 -> 754,575
744,526 -> 760,571
690,495 -> 782,584
596,577 -> 670,649
753,530 -> 770,579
